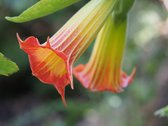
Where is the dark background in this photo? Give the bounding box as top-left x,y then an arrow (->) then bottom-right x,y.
0,0 -> 168,126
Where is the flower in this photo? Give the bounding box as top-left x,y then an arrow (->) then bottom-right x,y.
17,0 -> 117,105
73,14 -> 136,93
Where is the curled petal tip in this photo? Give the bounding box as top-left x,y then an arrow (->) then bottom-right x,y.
121,67 -> 136,88
129,67 -> 136,84
69,73 -> 74,90
16,34 -> 40,54
54,85 -> 67,107
44,36 -> 51,48
62,96 -> 67,107
70,81 -> 74,90
16,33 -> 22,43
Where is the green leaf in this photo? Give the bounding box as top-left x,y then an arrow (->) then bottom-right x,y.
155,105 -> 168,117
5,0 -> 81,23
0,53 -> 19,76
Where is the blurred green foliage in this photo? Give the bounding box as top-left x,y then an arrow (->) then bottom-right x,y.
155,105 -> 168,118
0,53 -> 18,76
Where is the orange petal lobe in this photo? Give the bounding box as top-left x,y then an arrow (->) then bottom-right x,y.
74,64 -> 136,93
17,34 -> 71,101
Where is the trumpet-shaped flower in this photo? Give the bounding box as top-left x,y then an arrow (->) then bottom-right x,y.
74,15 -> 136,93
17,0 -> 117,104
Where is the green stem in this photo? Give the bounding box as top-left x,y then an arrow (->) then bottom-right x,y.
113,0 -> 135,22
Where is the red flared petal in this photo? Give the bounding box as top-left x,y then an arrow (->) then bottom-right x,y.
74,64 -> 136,93
17,34 -> 73,105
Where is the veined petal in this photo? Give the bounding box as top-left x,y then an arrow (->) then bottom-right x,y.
18,0 -> 117,104
74,15 -> 136,93
17,34 -> 69,105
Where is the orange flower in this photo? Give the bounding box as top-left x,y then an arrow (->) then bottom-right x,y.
17,0 -> 117,105
74,15 -> 136,93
